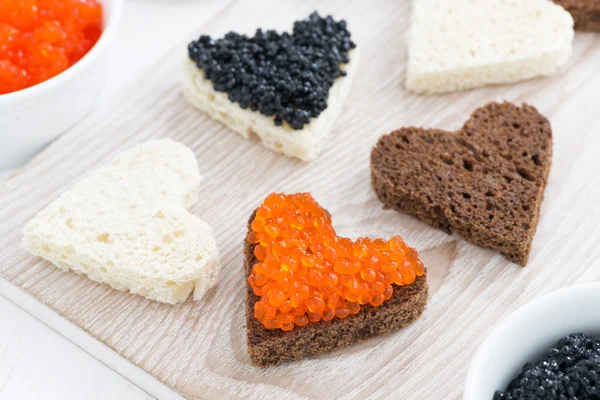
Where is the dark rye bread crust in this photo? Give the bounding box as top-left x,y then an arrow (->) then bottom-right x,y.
553,0 -> 600,32
371,102 -> 552,266
244,211 -> 428,367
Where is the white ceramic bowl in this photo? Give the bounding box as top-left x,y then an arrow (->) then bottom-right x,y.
465,282 -> 600,399
0,0 -> 122,169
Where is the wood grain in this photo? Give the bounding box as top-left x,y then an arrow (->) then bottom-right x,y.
1,0 -> 600,398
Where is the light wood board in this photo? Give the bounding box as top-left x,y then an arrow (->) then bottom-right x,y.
1,0 -> 600,398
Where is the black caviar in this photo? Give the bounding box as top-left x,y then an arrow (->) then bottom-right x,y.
187,11 -> 356,130
494,333 -> 600,400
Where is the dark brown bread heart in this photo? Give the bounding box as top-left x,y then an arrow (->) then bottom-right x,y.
553,0 -> 600,32
370,102 -> 552,266
244,211 -> 428,367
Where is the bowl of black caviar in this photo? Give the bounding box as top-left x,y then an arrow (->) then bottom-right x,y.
464,283 -> 600,400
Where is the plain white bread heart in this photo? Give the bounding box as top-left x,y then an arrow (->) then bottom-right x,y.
181,49 -> 359,161
406,0 -> 575,94
22,140 -> 220,304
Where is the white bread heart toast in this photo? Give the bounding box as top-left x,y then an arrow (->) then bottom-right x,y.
406,0 -> 574,94
22,140 -> 220,304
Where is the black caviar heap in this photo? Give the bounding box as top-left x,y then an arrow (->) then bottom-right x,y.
494,333 -> 600,400
187,12 -> 356,130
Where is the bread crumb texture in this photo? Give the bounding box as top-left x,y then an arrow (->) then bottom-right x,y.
407,0 -> 575,94
22,140 -> 220,304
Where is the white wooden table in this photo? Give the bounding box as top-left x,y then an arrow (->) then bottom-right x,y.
0,1 -> 230,398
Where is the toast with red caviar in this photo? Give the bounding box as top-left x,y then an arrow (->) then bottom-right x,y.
371,102 -> 552,266
244,194 -> 428,367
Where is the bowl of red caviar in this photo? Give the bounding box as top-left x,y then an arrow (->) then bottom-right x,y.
0,0 -> 122,169
464,283 -> 600,400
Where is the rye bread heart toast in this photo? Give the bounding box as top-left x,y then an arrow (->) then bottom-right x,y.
371,102 -> 552,266
553,0 -> 600,31
244,208 -> 428,367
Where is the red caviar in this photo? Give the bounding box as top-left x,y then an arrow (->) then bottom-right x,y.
0,0 -> 103,94
248,193 -> 426,331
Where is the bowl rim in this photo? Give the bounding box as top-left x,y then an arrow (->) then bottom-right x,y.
0,0 -> 123,104
464,281 -> 600,399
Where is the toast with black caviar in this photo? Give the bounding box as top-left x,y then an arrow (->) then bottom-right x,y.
182,12 -> 359,161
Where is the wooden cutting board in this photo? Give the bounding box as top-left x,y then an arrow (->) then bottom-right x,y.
1,0 -> 600,398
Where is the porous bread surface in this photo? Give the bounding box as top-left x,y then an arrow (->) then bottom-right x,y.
406,0 -> 574,94
22,140 -> 220,304
243,211 -> 428,367
181,49 -> 359,161
371,102 -> 552,266
553,0 -> 600,31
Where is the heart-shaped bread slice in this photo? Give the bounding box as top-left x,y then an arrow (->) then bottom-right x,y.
553,0 -> 600,31
244,193 -> 428,367
406,0 -> 574,94
182,12 -> 359,160
22,140 -> 220,304
371,102 -> 552,266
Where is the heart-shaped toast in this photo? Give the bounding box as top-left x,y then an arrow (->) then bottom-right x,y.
553,0 -> 600,31
406,0 -> 574,94
371,102 -> 552,266
22,140 -> 220,304
244,193 -> 428,367
182,12 -> 359,160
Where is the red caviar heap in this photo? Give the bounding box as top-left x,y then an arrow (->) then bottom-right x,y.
247,193 -> 425,331
0,0 -> 103,94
